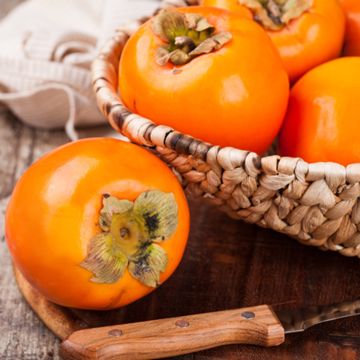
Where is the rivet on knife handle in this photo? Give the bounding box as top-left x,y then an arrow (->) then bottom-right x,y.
59,305 -> 285,360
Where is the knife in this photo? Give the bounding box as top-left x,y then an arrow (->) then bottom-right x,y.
60,298 -> 360,360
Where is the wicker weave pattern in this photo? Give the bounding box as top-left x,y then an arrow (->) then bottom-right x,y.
91,0 -> 360,257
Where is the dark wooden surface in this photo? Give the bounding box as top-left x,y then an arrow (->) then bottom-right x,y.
1,2 -> 360,360
2,109 -> 360,360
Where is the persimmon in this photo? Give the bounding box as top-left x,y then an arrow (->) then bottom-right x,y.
200,0 -> 346,82
339,0 -> 360,56
119,6 -> 289,155
6,138 -> 190,309
278,57 -> 360,165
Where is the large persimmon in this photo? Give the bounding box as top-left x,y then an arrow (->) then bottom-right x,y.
6,138 -> 190,309
201,0 -> 345,82
119,6 -> 289,154
279,57 -> 360,165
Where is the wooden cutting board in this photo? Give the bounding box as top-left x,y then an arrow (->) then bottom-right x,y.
12,200 -> 360,359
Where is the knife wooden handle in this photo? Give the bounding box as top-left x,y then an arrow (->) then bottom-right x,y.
60,305 -> 285,360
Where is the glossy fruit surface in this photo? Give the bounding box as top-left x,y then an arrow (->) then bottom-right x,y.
6,138 -> 190,309
340,0 -> 360,55
200,0 -> 252,16
279,57 -> 360,165
201,0 -> 345,82
119,6 -> 289,154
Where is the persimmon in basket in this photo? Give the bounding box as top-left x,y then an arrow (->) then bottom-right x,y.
119,6 -> 289,155
200,0 -> 345,82
6,138 -> 190,309
339,0 -> 360,56
279,57 -> 360,166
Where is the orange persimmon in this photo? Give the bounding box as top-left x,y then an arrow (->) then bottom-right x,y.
200,0 -> 345,82
119,6 -> 289,155
6,138 -> 190,309
279,57 -> 360,165
339,0 -> 360,55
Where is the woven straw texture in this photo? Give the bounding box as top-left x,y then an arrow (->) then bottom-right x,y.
92,0 -> 360,258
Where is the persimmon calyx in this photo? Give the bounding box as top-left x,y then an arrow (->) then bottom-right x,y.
239,0 -> 313,30
80,190 -> 178,287
152,9 -> 232,66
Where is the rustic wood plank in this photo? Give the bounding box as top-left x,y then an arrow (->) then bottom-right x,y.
0,108 -> 67,359
0,110 -> 25,199
0,110 -> 69,242
0,242 -> 61,360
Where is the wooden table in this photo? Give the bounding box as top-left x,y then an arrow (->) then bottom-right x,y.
2,109 -> 360,360
1,3 -> 360,360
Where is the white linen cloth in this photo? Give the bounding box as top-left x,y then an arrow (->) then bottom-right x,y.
0,0 -> 160,139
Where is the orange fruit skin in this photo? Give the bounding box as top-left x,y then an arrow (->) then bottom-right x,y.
278,57 -> 360,166
119,6 -> 289,155
6,138 -> 190,310
201,0 -> 346,82
339,0 -> 360,56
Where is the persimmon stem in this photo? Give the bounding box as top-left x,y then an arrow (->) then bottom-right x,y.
80,191 -> 178,287
152,10 -> 232,66
239,0 -> 313,30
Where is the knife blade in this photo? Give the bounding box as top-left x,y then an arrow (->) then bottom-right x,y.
60,298 -> 360,360
278,298 -> 360,334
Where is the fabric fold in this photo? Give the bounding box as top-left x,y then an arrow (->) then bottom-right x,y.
0,0 -> 160,139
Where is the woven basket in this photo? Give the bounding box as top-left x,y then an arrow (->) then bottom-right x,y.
92,0 -> 360,258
